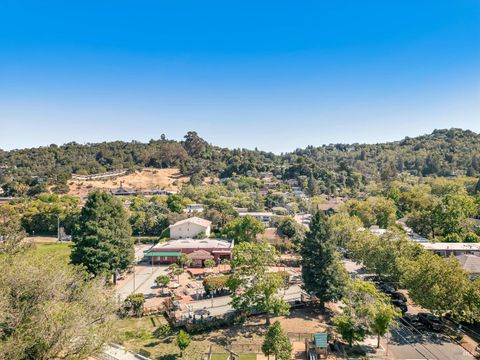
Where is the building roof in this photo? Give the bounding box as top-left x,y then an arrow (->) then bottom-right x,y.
456,254 -> 480,274
170,216 -> 211,229
238,212 -> 274,217
145,251 -> 182,257
257,227 -> 284,242
188,249 -> 214,260
317,202 -> 343,212
421,243 -> 480,252
313,333 -> 328,348
187,203 -> 204,208
153,238 -> 233,251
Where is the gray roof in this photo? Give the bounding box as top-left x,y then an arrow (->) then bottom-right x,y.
456,254 -> 480,274
153,238 -> 233,250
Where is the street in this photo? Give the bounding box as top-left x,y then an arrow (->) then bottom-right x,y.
385,322 -> 474,360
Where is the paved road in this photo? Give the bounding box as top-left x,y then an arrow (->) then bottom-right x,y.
182,284 -> 304,318
116,264 -> 168,302
386,322 -> 473,360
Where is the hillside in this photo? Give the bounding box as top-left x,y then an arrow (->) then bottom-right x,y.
1,129 -> 480,196
67,168 -> 189,198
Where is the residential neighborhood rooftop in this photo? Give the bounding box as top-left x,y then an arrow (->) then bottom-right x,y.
169,216 -> 212,228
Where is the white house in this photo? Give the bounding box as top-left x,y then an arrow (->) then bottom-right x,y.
420,242 -> 480,257
184,203 -> 205,213
169,217 -> 211,239
238,211 -> 274,225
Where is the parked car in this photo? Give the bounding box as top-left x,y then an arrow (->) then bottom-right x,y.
377,282 -> 395,294
417,313 -> 444,332
403,314 -> 427,331
390,291 -> 408,302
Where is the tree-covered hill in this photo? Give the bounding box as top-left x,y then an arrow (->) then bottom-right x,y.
1,128 -> 479,196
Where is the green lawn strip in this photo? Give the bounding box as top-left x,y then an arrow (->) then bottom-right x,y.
30,242 -> 72,260
211,354 -> 256,360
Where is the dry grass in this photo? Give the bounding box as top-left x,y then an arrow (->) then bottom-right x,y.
68,168 -> 189,198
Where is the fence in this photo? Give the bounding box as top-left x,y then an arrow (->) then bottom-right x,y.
72,169 -> 127,181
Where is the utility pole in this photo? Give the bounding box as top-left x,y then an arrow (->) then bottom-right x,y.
57,215 -> 60,241
132,264 -> 136,295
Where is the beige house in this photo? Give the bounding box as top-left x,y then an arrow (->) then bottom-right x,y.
169,217 -> 211,239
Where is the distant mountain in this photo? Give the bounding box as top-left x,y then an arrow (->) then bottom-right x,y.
1,129 -> 479,196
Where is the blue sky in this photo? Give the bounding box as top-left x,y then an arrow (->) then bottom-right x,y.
0,0 -> 479,153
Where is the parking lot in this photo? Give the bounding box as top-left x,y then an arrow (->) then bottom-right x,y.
115,245 -> 168,302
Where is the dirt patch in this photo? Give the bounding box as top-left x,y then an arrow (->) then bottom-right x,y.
68,168 -> 189,198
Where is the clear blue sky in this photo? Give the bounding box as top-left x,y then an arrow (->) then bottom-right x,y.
0,0 -> 479,153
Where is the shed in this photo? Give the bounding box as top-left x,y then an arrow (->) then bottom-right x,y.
313,333 -> 328,357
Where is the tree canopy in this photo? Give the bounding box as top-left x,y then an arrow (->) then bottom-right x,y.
71,191 -> 133,282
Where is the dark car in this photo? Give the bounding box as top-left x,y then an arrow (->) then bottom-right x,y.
390,291 -> 408,302
403,314 -> 427,331
417,313 -> 444,332
392,299 -> 408,314
378,283 -> 396,294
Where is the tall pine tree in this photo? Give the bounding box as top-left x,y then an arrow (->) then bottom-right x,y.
71,191 -> 133,283
301,211 -> 346,310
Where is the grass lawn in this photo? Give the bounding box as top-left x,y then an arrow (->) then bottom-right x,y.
30,242 -> 72,261
210,354 -> 257,360
114,315 -> 265,360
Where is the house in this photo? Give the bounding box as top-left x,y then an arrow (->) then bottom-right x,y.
184,203 -> 205,213
169,217 -> 211,239
234,207 -> 249,213
456,254 -> 480,278
238,211 -> 274,225
110,187 -> 136,196
294,214 -> 312,227
145,238 -> 234,266
421,242 -> 480,257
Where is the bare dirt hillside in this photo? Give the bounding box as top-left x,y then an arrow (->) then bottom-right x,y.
68,168 -> 189,198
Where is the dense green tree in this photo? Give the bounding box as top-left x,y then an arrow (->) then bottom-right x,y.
328,212 -> 363,248
71,191 -> 133,283
228,241 -> 290,325
334,280 -> 399,348
203,274 -> 229,294
301,212 -> 347,310
262,321 -> 292,360
402,252 -> 472,320
175,330 -> 191,357
371,302 -> 401,348
166,194 -> 186,213
347,230 -> 423,283
155,275 -> 170,294
275,216 -> 307,245
344,197 -> 397,229
223,215 -> 265,243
